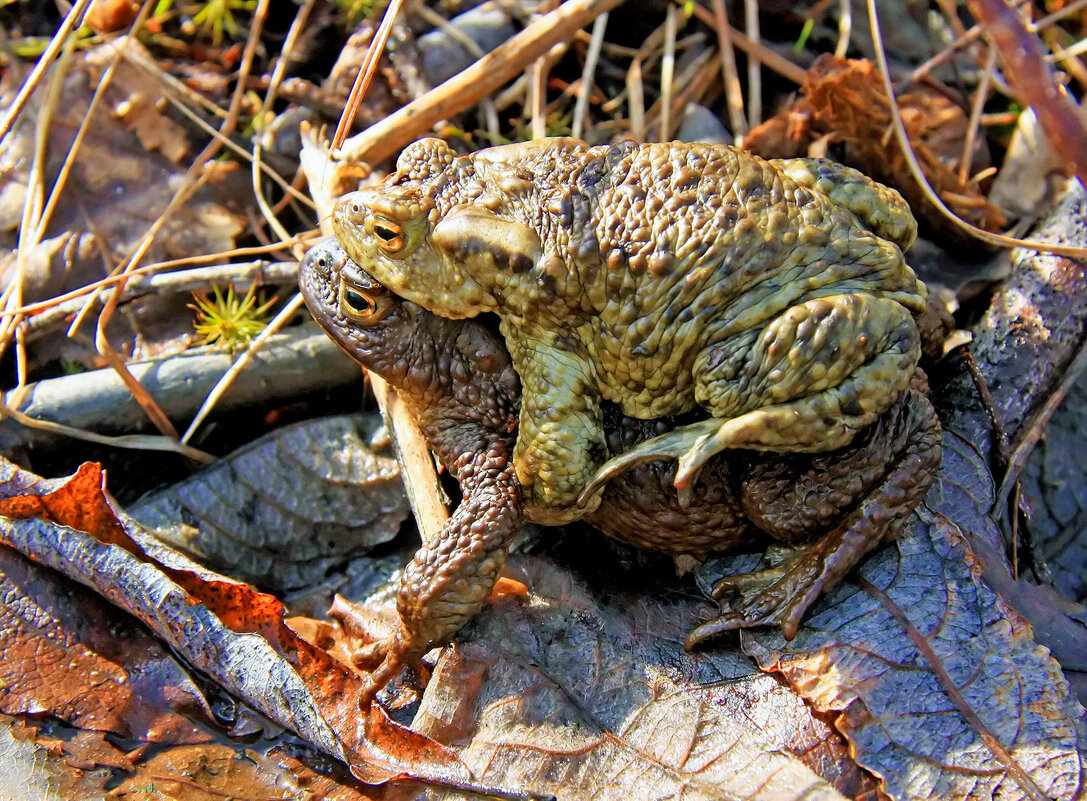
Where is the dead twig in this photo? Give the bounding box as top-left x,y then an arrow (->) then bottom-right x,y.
571,12 -> 609,140
339,0 -> 628,166
711,0 -> 747,137
332,0 -> 406,151
683,1 -> 806,86
743,0 -> 761,127
0,0 -> 95,142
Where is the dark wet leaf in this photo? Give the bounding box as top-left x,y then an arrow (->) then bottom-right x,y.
933,180 -> 1087,685
131,414 -> 409,591
739,430 -> 1086,801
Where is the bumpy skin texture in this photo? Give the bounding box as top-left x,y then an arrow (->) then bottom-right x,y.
331,139 -> 930,523
299,238 -> 942,702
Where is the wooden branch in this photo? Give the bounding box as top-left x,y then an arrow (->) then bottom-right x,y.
339,0 -> 627,166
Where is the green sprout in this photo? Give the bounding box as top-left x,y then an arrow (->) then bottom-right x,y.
189,0 -> 256,46
190,284 -> 276,353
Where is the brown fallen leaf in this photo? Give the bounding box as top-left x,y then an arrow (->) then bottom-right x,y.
0,456 -> 489,791
405,551 -> 874,800
739,429 -> 1086,801
744,55 -> 1005,244
7,716 -> 384,801
85,39 -> 191,163
0,546 -> 212,744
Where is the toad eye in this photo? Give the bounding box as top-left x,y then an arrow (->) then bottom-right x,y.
344,287 -> 375,315
338,278 -> 395,325
372,219 -> 404,252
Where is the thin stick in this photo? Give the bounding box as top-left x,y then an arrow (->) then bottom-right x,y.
0,399 -> 213,461
331,0 -> 405,150
835,0 -> 852,57
711,0 -> 747,137
744,0 -> 761,126
628,58 -> 645,141
683,0 -> 805,85
253,0 -> 316,248
660,5 -> 677,140
959,46 -> 997,187
531,55 -> 549,140
571,12 -> 608,140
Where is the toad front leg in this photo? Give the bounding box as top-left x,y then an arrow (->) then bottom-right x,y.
505,328 -> 607,525
355,440 -> 522,704
581,293 -> 921,505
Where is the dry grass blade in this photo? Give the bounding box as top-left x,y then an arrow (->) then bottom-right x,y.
332,0 -> 406,151
866,0 -> 1087,258
659,5 -> 678,140
711,0 -> 747,137
571,12 -> 609,140
743,0 -> 761,126
0,0 -> 95,142
684,1 -> 805,85
253,0 -> 317,248
959,47 -> 998,187
0,398 -> 213,461
835,0 -> 852,57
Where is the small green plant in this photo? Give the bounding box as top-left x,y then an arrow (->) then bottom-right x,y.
190,284 -> 276,353
167,0 -> 256,46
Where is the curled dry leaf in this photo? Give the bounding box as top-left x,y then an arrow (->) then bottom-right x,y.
0,456 -> 481,790
744,55 -> 1005,244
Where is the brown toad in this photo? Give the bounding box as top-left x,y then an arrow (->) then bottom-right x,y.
299,238 -> 941,701
331,139 -> 930,525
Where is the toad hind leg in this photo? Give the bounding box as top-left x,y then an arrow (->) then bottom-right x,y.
579,294 -> 921,506
686,390 -> 941,644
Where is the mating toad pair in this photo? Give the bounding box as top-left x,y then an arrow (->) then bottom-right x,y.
300,138 -> 941,699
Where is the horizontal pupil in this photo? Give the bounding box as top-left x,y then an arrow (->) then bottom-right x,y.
344,288 -> 372,313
